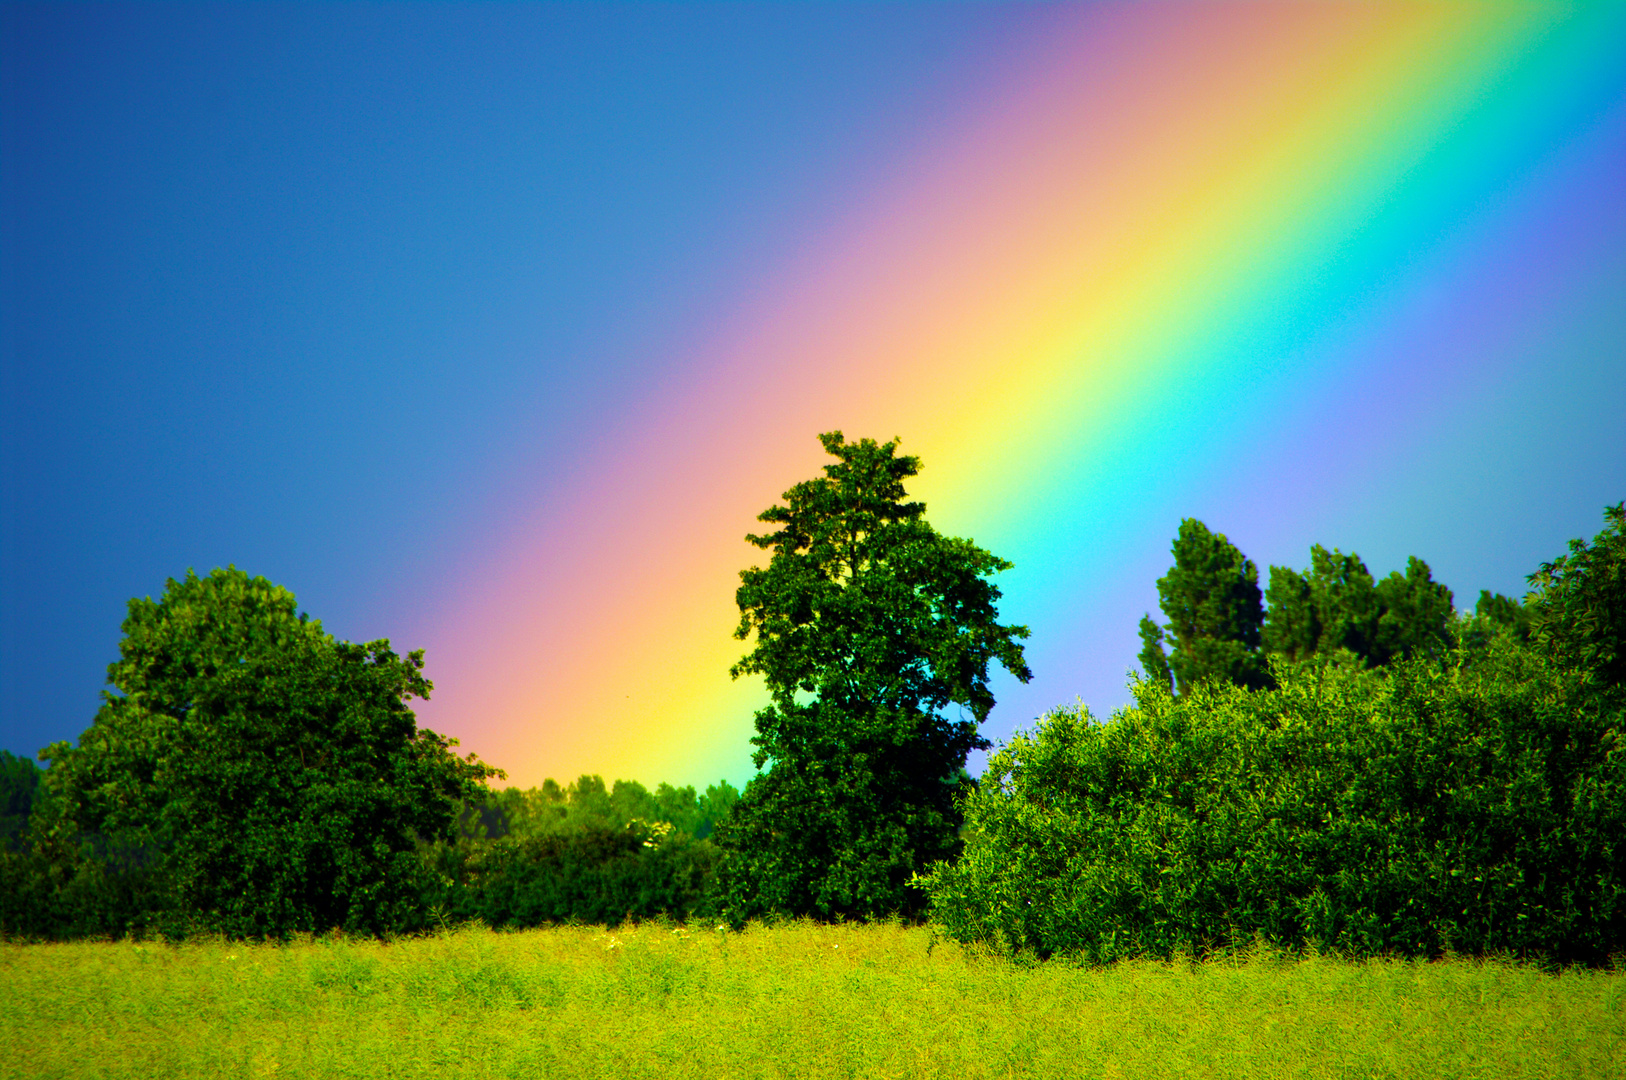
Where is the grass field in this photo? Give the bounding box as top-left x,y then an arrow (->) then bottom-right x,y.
3,921 -> 1622,1079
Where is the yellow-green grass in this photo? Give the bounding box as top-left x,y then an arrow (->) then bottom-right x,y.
3,921 -> 1622,1079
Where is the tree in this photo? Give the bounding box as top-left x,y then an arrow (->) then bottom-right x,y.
1260,564 -> 1319,663
1371,556 -> 1455,664
1143,519 -> 1267,693
714,432 -> 1030,921
1297,545 -> 1381,661
1136,615 -> 1173,691
1261,546 -> 1454,668
1475,590 -> 1532,643
33,567 -> 500,938
1526,502 -> 1626,691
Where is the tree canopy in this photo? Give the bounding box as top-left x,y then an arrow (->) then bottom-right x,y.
715,432 -> 1030,921
1140,519 -> 1267,693
1143,522 -> 1456,691
1261,548 -> 1455,668
31,567 -> 500,938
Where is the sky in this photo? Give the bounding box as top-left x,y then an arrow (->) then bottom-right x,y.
3,2 -> 1623,792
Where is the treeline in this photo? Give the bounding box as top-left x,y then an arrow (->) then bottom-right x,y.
0,738 -> 741,936
1135,519 -> 1494,691
1,432 -> 1620,965
423,776 -> 739,927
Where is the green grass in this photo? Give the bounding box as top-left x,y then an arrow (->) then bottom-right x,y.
3,921 -> 1622,1079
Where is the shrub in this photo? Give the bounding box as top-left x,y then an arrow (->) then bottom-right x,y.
919,632 -> 1626,964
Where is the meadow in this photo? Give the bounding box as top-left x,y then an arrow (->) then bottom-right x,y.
3,921 -> 1621,1080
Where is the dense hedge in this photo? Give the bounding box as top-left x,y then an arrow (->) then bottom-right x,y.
3,818 -> 723,940
2,778 -> 732,940
421,822 -> 721,929
919,631 -> 1626,964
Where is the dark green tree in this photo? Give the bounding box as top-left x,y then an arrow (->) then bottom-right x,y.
1475,590 -> 1532,643
1136,615 -> 1173,690
1261,564 -> 1319,663
714,432 -> 1030,921
0,750 -> 44,853
33,567 -> 500,938
1527,502 -> 1626,691
1148,519 -> 1267,693
1263,546 -> 1453,668
1302,545 -> 1382,660
1371,556 -> 1456,664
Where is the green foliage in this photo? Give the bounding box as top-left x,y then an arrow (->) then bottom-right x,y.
1260,564 -> 1318,662
0,750 -> 43,852
717,432 -> 1030,922
1476,590 -> 1533,643
422,821 -> 721,928
1262,547 -> 1455,668
920,634 -> 1626,964
1283,546 -> 1379,661
0,753 -> 59,941
712,737 -> 981,921
20,567 -> 499,940
1135,614 -> 1172,691
6,924 -> 1622,1080
423,775 -> 740,927
1527,501 -> 1626,691
1371,555 -> 1457,663
475,775 -> 740,842
1147,519 -> 1267,692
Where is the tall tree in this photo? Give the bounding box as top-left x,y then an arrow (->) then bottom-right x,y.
715,432 -> 1030,920
1303,545 -> 1383,661
1148,519 -> 1267,693
1371,556 -> 1456,664
1262,546 -> 1453,668
33,567 -> 500,937
1261,565 -> 1319,663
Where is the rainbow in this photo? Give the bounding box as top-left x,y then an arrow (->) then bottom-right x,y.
407,2 -> 1626,790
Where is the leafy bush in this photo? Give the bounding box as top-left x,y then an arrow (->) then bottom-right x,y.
920,630 -> 1626,964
